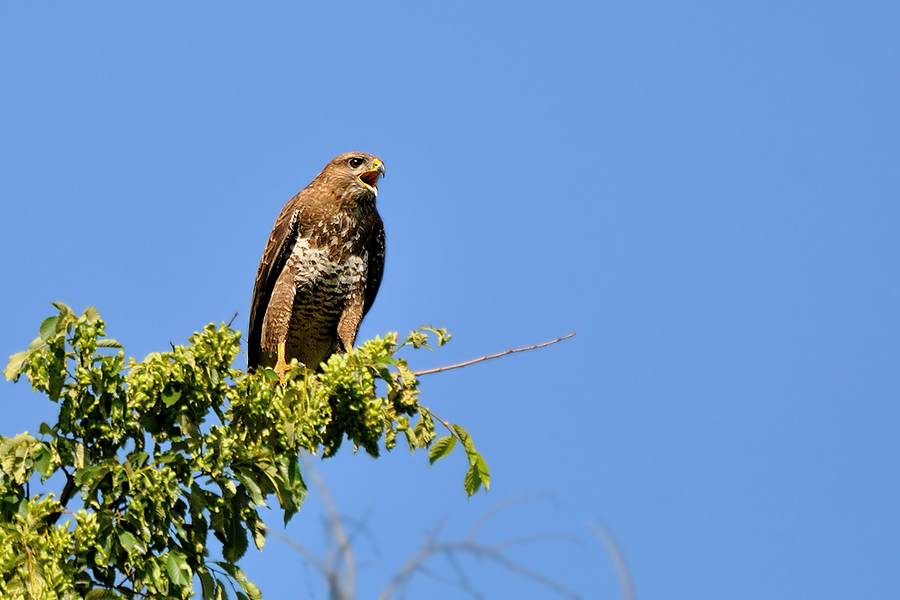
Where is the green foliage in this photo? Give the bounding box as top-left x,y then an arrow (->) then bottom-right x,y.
1,304 -> 488,599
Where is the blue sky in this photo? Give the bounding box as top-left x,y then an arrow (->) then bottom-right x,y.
1,2 -> 898,598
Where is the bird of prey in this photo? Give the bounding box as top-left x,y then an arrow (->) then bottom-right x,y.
247,152 -> 386,378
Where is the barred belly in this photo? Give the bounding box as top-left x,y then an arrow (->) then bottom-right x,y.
261,236 -> 367,370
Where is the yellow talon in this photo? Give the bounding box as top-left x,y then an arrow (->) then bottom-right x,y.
274,342 -> 289,385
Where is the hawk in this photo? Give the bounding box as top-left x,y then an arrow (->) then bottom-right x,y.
247,152 -> 386,378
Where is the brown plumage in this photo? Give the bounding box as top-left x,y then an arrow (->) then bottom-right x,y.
247,152 -> 386,375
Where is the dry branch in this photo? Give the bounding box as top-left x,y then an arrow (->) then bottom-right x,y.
414,332 -> 576,377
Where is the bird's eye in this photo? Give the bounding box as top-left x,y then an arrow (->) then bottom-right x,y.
349,157 -> 365,168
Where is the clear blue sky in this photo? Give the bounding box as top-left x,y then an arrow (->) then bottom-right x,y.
2,2 -> 898,599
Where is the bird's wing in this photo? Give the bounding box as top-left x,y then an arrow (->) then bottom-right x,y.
247,197 -> 304,371
362,218 -> 385,319
335,218 -> 385,353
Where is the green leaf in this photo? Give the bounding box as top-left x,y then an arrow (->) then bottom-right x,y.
412,412 -> 435,448
216,563 -> 262,600
118,530 -> 138,553
428,435 -> 456,465
33,445 -> 54,479
75,465 -> 113,506
0,433 -> 37,484
452,424 -> 476,454
423,325 -> 451,346
50,301 -> 73,317
199,571 -> 217,600
127,451 -> 149,470
474,453 -> 490,491
3,350 -> 29,381
85,590 -> 120,599
234,469 -> 265,505
39,315 -> 60,343
375,366 -> 393,382
24,556 -> 46,598
406,330 -> 430,349
96,339 -> 123,349
222,511 -> 249,563
74,442 -> 85,469
162,388 -> 182,407
84,306 -> 101,325
147,559 -> 166,595
26,335 -> 45,352
15,496 -> 28,519
165,551 -> 191,588
464,462 -> 484,496
251,518 -> 266,551
463,452 -> 490,496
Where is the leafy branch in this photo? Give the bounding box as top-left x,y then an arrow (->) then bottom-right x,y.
0,304 -> 487,599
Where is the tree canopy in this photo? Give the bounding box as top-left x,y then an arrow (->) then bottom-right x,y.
1,303 -> 487,599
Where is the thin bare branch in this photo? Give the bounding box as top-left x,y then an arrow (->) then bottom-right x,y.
274,462 -> 590,600
226,311 -> 239,328
443,551 -> 482,600
472,543 -> 581,600
340,507 -> 380,558
589,521 -> 636,600
381,538 -> 582,600
300,452 -> 356,600
414,333 -> 576,377
380,497 -> 583,600
266,527 -> 328,576
489,532 -> 585,551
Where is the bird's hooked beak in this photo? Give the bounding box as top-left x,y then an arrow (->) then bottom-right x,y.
358,159 -> 385,196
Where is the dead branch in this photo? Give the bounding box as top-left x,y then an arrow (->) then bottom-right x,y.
414,333 -> 576,377
379,494 -> 583,600
301,452 -> 357,600
380,533 -> 583,600
589,522 -> 636,600
272,480 -> 585,600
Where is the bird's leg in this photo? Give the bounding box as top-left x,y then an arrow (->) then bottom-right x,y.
274,341 -> 290,384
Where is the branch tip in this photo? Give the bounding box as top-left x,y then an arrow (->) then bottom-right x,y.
414,332 -> 576,377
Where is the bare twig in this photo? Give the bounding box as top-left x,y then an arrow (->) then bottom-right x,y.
272,464 -> 588,599
266,528 -> 328,576
340,507 -> 381,561
414,333 -> 576,377
379,496 -> 583,600
589,522 -> 636,600
301,452 -> 356,600
273,483 -> 585,599
227,311 -> 239,328
380,536 -> 583,600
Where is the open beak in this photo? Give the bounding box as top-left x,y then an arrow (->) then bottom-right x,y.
358,159 -> 385,195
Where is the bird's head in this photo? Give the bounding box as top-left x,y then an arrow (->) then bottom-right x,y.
325,152 -> 386,197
